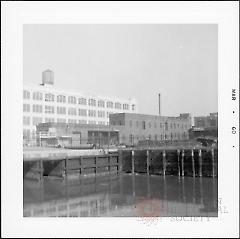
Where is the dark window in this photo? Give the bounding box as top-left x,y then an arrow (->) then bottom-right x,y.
165,122 -> 168,131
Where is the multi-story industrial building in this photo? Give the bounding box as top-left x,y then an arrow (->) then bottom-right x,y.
23,70 -> 138,143
109,113 -> 192,145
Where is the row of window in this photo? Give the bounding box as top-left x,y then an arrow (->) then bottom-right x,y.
136,121 -> 188,130
112,120 -> 189,130
24,104 -> 109,117
126,132 -> 188,142
23,116 -> 106,125
23,91 -> 133,110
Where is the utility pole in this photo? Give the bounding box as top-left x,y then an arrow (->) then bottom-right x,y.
158,93 -> 161,116
108,123 -> 110,152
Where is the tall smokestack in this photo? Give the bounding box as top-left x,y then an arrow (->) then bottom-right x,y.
158,93 -> 161,116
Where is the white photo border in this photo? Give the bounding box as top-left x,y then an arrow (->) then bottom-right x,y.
1,1 -> 239,238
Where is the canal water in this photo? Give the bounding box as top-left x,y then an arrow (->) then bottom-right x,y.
23,174 -> 217,217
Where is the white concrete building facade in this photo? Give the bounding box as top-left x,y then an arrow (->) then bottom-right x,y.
23,70 -> 138,142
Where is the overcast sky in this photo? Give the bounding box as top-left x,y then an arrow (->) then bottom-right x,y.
23,24 -> 217,117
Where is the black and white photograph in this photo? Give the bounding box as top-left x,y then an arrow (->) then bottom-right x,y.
2,2 -> 239,238
22,23 -> 218,218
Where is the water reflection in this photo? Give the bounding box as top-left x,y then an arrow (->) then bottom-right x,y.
24,174 -> 218,217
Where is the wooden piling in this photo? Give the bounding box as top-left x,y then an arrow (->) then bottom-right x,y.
65,157 -> 68,180
199,149 -> 202,177
191,149 -> 195,177
211,148 -> 215,178
177,149 -> 180,177
131,150 -> 135,174
79,156 -> 82,175
146,150 -> 150,175
108,154 -> 111,175
95,156 -> 97,175
163,150 -> 166,177
39,159 -> 43,182
181,149 -> 185,177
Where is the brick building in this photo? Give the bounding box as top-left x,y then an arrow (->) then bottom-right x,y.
109,113 -> 192,145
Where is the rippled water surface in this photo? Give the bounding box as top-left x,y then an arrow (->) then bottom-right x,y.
24,174 -> 217,217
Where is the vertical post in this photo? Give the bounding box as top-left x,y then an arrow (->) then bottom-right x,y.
79,156 -> 82,176
95,156 -> 97,175
118,150 -> 122,173
177,149 -> 180,177
191,149 -> 195,177
120,173 -> 123,195
158,93 -> 161,116
65,157 -> 68,180
199,149 -> 202,177
131,150 -> 135,174
211,148 -> 215,178
163,150 -> 166,177
146,150 -> 150,175
39,159 -> 43,183
108,154 -> 111,175
181,149 -> 185,177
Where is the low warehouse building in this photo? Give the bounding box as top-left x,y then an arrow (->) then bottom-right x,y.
109,113 -> 192,145
36,122 -> 119,147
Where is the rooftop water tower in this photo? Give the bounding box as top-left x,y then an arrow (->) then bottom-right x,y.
42,69 -> 54,86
